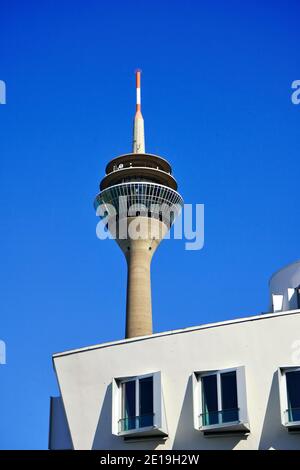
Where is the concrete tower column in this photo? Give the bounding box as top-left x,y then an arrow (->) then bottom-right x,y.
125,239 -> 153,337
116,216 -> 168,338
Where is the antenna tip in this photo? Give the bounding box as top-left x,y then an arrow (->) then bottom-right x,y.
135,69 -> 141,88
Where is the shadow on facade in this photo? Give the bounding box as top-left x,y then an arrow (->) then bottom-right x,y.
172,376 -> 248,450
92,383 -> 163,450
92,384 -> 115,449
258,371 -> 299,450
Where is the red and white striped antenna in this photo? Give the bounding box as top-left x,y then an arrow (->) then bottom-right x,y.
135,69 -> 142,113
133,69 -> 145,153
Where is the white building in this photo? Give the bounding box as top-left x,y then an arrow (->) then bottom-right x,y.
49,261 -> 300,450
49,74 -> 300,450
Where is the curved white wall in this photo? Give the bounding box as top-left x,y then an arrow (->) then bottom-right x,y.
269,261 -> 300,312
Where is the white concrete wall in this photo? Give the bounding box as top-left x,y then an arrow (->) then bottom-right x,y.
53,310 -> 300,450
269,261 -> 300,312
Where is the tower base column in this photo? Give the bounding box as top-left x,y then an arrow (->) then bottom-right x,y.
125,241 -> 153,338
116,217 -> 169,339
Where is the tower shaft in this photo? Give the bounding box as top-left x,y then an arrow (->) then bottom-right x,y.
116,217 -> 168,338
125,237 -> 153,337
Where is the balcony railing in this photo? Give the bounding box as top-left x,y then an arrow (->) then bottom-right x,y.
118,413 -> 155,433
285,407 -> 300,424
199,408 -> 240,427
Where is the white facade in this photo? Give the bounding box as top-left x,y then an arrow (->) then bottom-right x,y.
269,260 -> 300,312
50,308 -> 300,450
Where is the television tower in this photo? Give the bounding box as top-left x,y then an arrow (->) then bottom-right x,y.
95,71 -> 183,338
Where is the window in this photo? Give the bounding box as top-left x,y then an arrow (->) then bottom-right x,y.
193,367 -> 250,434
120,376 -> 154,432
278,367 -> 300,429
272,294 -> 283,312
287,288 -> 299,310
201,371 -> 239,426
112,371 -> 168,438
286,371 -> 300,422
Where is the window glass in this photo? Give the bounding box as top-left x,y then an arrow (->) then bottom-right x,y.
286,370 -> 300,422
139,376 -> 154,428
201,371 -> 239,426
221,371 -> 239,422
123,380 -> 136,430
202,374 -> 218,425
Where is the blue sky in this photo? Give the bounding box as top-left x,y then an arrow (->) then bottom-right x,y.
0,0 -> 299,449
